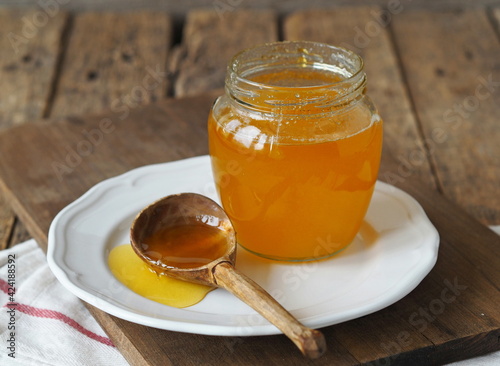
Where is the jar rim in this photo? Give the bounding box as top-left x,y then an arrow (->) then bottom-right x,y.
227,40 -> 364,91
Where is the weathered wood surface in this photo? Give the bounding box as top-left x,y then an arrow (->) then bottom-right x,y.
0,4 -> 499,366
0,8 -> 67,127
0,10 -> 172,249
2,0 -> 500,16
50,11 -> 171,118
0,196 -> 15,250
172,9 -> 278,96
0,88 -> 499,366
391,8 -> 500,225
0,8 -> 68,249
1,6 -> 498,241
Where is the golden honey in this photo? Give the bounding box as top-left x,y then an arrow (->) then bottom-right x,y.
208,41 -> 383,261
140,221 -> 229,269
108,244 -> 214,308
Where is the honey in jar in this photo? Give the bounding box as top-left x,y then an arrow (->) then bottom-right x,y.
208,41 -> 383,261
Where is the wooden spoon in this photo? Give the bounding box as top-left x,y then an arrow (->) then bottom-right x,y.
130,193 -> 326,359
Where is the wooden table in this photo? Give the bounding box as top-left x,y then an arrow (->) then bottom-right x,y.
0,4 -> 499,365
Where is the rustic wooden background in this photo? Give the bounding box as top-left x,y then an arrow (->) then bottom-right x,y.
2,0 -> 500,14
0,1 -> 499,365
1,1 -> 499,250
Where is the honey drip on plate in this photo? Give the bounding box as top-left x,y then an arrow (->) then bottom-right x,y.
108,244 -> 214,308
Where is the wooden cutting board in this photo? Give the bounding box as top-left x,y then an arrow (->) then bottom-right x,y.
0,92 -> 498,365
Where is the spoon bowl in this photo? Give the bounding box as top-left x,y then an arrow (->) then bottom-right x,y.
130,193 -> 327,359
131,193 -> 236,286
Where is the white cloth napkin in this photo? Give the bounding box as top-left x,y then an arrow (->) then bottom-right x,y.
1,228 -> 499,365
0,239 -> 129,366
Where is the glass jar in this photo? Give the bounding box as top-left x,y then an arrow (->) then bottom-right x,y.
208,41 -> 383,262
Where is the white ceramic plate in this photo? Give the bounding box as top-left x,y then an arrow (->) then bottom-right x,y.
48,155 -> 439,336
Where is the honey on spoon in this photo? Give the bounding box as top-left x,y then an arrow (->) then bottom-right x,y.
129,193 -> 327,359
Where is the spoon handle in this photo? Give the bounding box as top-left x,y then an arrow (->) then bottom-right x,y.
213,261 -> 327,359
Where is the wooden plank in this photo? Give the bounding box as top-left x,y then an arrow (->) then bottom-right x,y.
1,9 -> 171,247
391,8 -> 500,225
18,10 -> 171,247
0,8 -> 67,128
173,9 -> 278,96
0,195 -> 15,250
8,217 -> 32,245
0,8 -> 67,248
2,0 -> 500,15
3,10 -> 172,247
0,91 -> 498,365
50,11 -> 171,118
284,7 -> 436,189
493,7 -> 500,32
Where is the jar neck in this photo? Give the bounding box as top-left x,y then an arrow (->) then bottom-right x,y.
225,41 -> 366,115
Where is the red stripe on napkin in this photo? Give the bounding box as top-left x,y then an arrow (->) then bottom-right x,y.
16,303 -> 116,347
0,278 -> 9,294
0,278 -> 115,347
